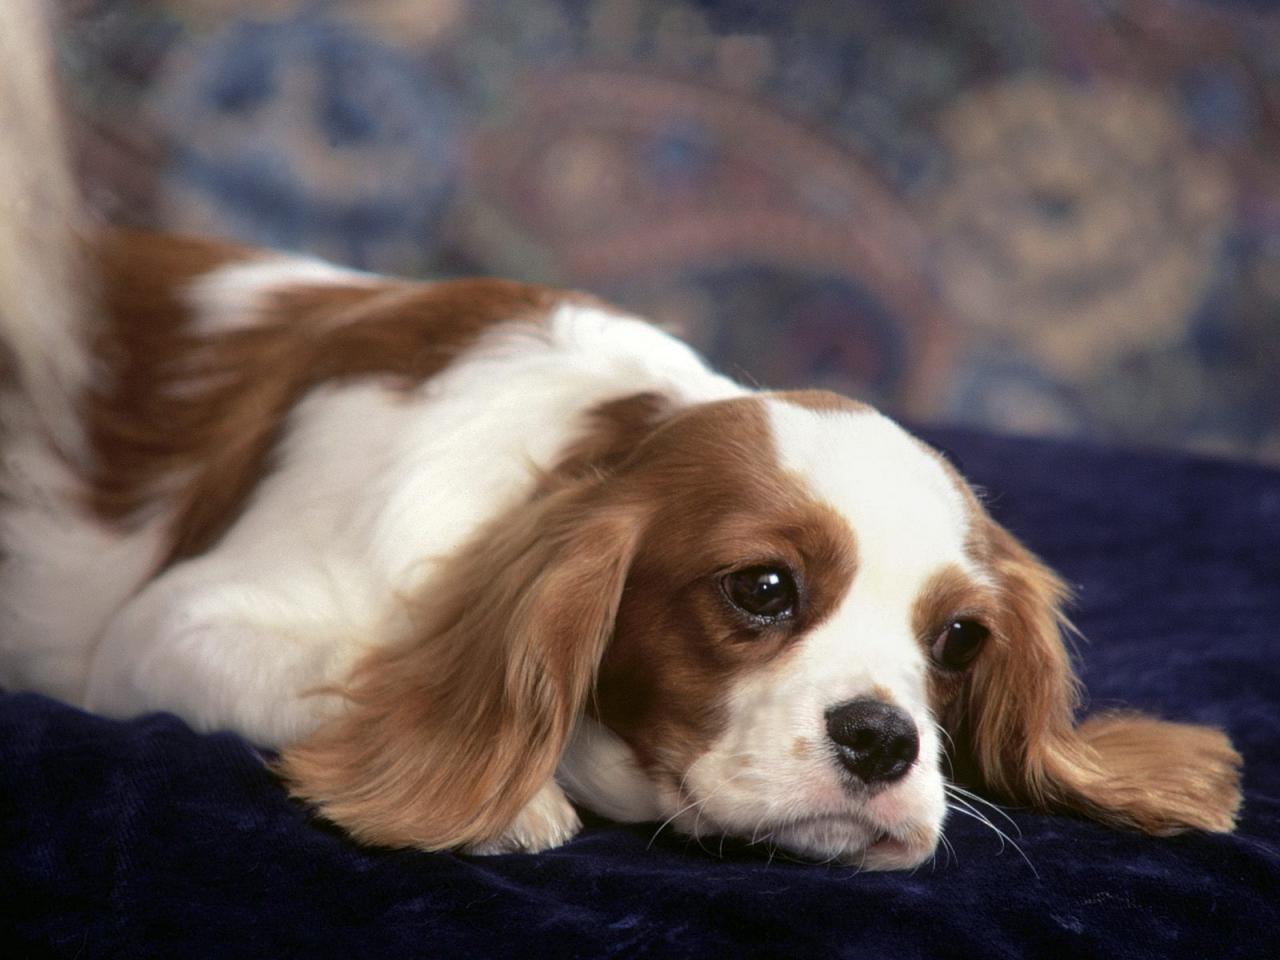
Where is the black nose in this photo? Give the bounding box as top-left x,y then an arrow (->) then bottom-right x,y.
825,697 -> 920,785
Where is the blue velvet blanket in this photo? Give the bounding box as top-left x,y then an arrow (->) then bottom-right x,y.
3,428 -> 1278,958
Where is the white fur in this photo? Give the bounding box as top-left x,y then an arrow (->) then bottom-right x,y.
185,256 -> 379,335
559,718 -> 665,823
0,0 -> 129,696
464,780 -> 582,855
0,435 -> 166,701
0,0 -> 93,460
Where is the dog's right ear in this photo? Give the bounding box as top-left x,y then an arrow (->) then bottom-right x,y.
278,480 -> 645,852
277,395 -> 673,852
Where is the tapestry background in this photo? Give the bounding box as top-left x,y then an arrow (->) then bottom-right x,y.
60,0 -> 1280,463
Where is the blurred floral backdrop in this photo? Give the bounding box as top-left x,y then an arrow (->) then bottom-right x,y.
60,0 -> 1280,462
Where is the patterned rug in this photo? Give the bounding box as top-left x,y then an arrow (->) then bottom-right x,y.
59,0 -> 1280,463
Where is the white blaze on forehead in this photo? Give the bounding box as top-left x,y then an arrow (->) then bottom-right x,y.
762,399 -> 976,708
764,401 -> 971,591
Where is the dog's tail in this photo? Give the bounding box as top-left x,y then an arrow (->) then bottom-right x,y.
0,0 -> 95,461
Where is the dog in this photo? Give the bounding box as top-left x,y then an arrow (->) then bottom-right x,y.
0,1 -> 1241,866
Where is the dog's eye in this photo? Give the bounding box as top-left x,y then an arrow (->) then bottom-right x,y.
723,566 -> 798,621
932,619 -> 990,671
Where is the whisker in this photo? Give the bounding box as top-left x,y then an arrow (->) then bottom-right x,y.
649,757 -> 757,850
935,722 -> 957,756
946,802 -> 1005,852
937,831 -> 957,870
647,796 -> 704,850
945,783 -> 1023,838
647,774 -> 728,850
749,813 -> 775,848
946,801 -> 1039,879
946,795 -> 1006,851
647,781 -> 706,849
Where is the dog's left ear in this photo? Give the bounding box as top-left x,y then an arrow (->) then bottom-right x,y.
948,519 -> 1242,836
277,478 -> 643,852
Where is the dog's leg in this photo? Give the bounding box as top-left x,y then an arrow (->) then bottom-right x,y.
84,564 -> 363,746
461,779 -> 583,855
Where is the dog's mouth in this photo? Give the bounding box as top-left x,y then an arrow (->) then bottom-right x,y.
770,815 -> 937,869
862,830 -> 930,868
677,806 -> 939,870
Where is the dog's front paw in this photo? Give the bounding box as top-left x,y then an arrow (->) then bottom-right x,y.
463,780 -> 582,855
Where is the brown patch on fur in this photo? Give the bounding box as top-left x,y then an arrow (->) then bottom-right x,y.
911,564 -> 999,707
869,684 -> 896,706
943,514 -> 1243,835
278,478 -> 644,851
911,566 -> 997,651
89,227 -> 559,564
549,391 -> 674,484
593,397 -> 859,783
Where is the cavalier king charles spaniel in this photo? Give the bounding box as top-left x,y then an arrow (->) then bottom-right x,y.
0,0 -> 1240,868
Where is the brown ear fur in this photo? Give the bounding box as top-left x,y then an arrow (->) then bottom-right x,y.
276,482 -> 642,851
950,520 -> 1242,835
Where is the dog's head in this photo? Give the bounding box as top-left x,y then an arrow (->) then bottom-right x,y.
281,390 -> 1241,865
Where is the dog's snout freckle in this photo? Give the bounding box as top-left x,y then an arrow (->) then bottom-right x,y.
791,738 -> 808,758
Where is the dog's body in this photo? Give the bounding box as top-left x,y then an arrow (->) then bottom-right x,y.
2,230 -> 741,739
0,2 -> 1241,866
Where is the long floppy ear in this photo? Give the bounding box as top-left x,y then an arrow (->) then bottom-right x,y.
277,480 -> 642,852
948,520 -> 1242,835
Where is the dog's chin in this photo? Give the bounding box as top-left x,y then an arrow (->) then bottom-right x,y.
767,816 -> 939,870
676,809 -> 939,871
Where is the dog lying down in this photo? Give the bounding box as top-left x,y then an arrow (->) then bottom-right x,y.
0,2 -> 1240,869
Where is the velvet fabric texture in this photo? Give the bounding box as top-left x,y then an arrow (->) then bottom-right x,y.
3,427 -> 1278,958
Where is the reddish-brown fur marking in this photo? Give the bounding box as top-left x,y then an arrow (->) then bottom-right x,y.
277,478 -> 643,851
912,564 -> 1000,709
90,228 -> 559,564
